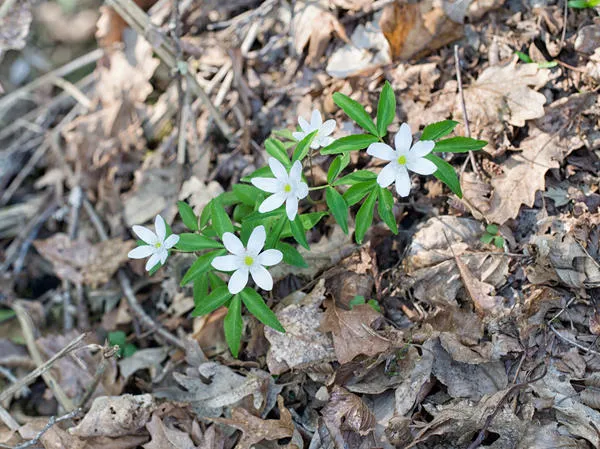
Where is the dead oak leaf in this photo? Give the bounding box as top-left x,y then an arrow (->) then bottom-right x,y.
33,234 -> 133,287
144,414 -> 197,449
0,0 -> 32,56
321,386 -> 375,440
211,396 -> 295,449
320,300 -> 389,364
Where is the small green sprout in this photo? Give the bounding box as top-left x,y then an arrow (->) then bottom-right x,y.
349,295 -> 381,313
568,0 -> 600,8
481,224 -> 505,249
108,331 -> 138,358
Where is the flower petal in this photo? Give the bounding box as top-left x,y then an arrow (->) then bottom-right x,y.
132,225 -> 158,245
320,119 -> 336,136
409,140 -> 435,158
367,143 -> 396,161
377,162 -> 396,188
257,249 -> 283,266
159,248 -> 168,265
295,181 -> 309,199
212,255 -> 242,271
145,252 -> 161,271
251,177 -> 279,193
394,167 -> 412,197
163,234 -> 180,249
228,268 -> 248,294
319,136 -> 335,147
258,192 -> 286,213
394,123 -> 412,155
222,232 -> 245,256
298,116 -> 311,133
247,225 -> 266,255
310,139 -> 321,150
128,245 -> 155,259
310,110 -> 322,129
250,264 -> 274,291
292,131 -> 306,141
155,215 -> 166,242
289,160 -> 303,182
268,157 -> 288,180
285,197 -> 299,220
406,157 -> 437,175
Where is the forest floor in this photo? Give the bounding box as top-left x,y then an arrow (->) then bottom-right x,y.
1,0 -> 600,448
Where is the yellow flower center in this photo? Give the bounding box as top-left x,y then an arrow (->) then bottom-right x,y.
397,155 -> 407,165
283,184 -> 292,193
154,242 -> 162,248
244,256 -> 254,266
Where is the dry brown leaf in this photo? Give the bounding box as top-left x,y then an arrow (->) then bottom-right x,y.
293,0 -> 348,65
468,93 -> 594,224
34,3 -> 97,43
321,386 -> 375,440
0,0 -> 32,57
33,234 -> 133,287
379,0 -> 463,60
264,281 -> 336,374
320,300 -> 389,364
211,396 -> 295,449
331,0 -> 374,10
144,414 -> 197,449
70,394 -> 155,438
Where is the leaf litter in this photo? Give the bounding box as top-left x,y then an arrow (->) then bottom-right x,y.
2,0 -> 600,448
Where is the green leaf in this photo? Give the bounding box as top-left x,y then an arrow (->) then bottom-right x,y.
233,184 -> 262,207
276,242 -> 308,267
377,187 -> 397,234
233,203 -> 254,223
568,0 -> 599,8
108,330 -> 127,347
333,170 -> 377,186
224,295 -> 243,358
193,273 -> 209,305
265,138 -> 291,166
0,309 -> 15,323
493,236 -> 505,249
176,233 -> 224,251
537,61 -> 558,69
192,286 -> 233,316
376,81 -> 396,137
486,224 -> 499,235
208,271 -> 227,289
333,92 -> 378,136
122,343 -> 138,358
433,136 -> 487,153
320,134 -> 379,155
327,153 -> 350,184
211,199 -> 234,237
290,215 -> 309,249
367,299 -> 381,313
349,295 -> 366,308
180,249 -> 227,286
266,213 -> 287,248
515,51 -> 533,63
355,190 -> 377,244
292,130 -> 318,162
241,165 -> 273,183
240,288 -> 285,332
281,211 -> 328,238
272,128 -> 295,141
480,233 -> 494,244
325,187 -> 349,234
177,201 -> 198,231
425,154 -> 462,198
420,120 -> 459,141
200,201 -> 212,227
343,180 -> 376,206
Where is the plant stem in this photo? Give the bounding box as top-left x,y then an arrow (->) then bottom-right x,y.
309,185 -> 329,191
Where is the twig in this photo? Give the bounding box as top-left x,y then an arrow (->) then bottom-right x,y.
81,200 -> 185,349
0,366 -> 30,398
454,45 -> 480,178
0,49 -> 102,118
559,0 -> 568,51
76,344 -> 119,409
0,0 -> 17,20
0,324 -> 85,406
8,408 -> 82,449
105,0 -> 234,141
548,324 -> 600,356
0,406 -> 19,431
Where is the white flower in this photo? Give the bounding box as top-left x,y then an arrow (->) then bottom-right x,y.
251,157 -> 309,220
367,123 -> 437,197
127,215 -> 180,271
211,225 -> 283,294
292,110 -> 336,149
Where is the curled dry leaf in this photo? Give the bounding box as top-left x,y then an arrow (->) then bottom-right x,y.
0,0 -> 32,57
265,280 -> 336,374
144,414 -> 197,449
320,300 -> 390,364
33,234 -> 134,287
211,396 -> 295,449
70,394 -> 156,437
293,0 -> 348,65
321,386 -> 375,441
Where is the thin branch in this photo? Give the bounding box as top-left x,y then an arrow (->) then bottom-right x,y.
454,45 -> 480,178
4,408 -> 82,449
548,324 -> 600,356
